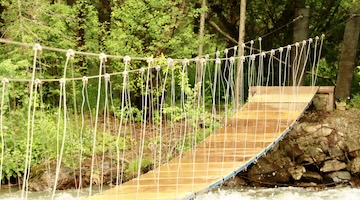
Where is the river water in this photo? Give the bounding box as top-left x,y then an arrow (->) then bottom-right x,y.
0,186 -> 360,200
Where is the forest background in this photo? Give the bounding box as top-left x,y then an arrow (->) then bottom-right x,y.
0,0 -> 360,188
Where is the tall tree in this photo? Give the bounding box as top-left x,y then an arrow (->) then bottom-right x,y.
292,0 -> 309,86
235,0 -> 246,109
335,5 -> 360,101
197,0 -> 206,84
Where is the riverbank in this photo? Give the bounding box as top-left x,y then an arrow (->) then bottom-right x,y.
226,108 -> 360,188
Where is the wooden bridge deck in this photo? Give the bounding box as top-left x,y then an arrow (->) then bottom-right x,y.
88,86 -> 319,200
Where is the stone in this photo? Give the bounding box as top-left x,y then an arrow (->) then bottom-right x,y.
328,146 -> 344,158
288,165 -> 306,180
250,168 -> 290,184
297,154 -> 314,164
320,160 -> 347,172
249,157 -> 278,175
345,136 -> 360,152
283,143 -> 303,159
302,171 -> 322,183
312,127 -> 333,138
351,157 -> 360,174
248,157 -> 291,184
303,124 -> 321,133
313,94 -> 328,111
223,176 -> 247,187
335,101 -> 346,111
326,171 -> 351,182
307,147 -> 327,162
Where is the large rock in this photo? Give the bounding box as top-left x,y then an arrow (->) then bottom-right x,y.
345,136 -> 360,152
288,165 -> 306,180
320,160 -> 347,172
249,157 -> 290,183
302,171 -> 322,183
351,157 -> 360,174
326,171 -> 351,183
223,176 -> 247,187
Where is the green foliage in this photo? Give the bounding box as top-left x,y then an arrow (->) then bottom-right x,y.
125,157 -> 153,177
0,110 -> 124,181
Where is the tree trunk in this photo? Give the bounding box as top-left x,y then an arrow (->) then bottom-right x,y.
292,8 -> 310,86
197,0 -> 206,84
335,11 -> 360,101
235,0 -> 246,109
98,0 -> 112,51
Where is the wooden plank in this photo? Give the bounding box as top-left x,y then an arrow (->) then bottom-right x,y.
87,86 -> 318,200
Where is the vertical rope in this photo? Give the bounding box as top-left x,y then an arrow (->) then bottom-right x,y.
52,50 -> 73,199
89,53 -> 107,196
21,44 -> 42,200
77,77 -> 88,197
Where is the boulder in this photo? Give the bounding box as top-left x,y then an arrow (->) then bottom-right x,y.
345,136 -> 360,152
328,146 -> 344,158
320,160 -> 347,172
326,171 -> 351,183
351,157 -> 360,174
248,157 -> 290,184
288,165 -> 306,180
302,171 -> 322,183
223,176 -> 247,187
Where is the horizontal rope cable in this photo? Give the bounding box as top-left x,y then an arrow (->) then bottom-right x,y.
0,35 -> 324,83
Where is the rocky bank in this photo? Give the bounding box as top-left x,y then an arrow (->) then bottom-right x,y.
225,108 -> 360,188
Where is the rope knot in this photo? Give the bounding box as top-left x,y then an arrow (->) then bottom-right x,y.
315,36 -> 320,40
261,52 -> 266,58
205,54 -> 210,60
82,76 -> 88,84
258,37 -> 262,41
302,40 -> 307,45
279,47 -> 284,53
250,55 -> 256,61
59,78 -> 66,84
155,65 -> 161,71
233,46 -> 238,51
104,73 -> 110,81
287,45 -> 292,50
229,57 -> 235,64
182,59 -> 189,66
308,38 -> 313,43
240,56 -> 245,61
270,50 -> 275,56
66,49 -> 75,58
35,79 -> 41,85
123,71 -> 128,76
321,34 -> 325,39
216,51 -> 220,58
139,68 -> 145,74
224,48 -> 229,54
215,58 -> 221,64
2,78 -> 9,84
33,43 -> 42,52
295,42 -> 300,47
200,58 -> 206,65
167,58 -> 174,67
99,53 -> 107,62
123,55 -> 131,64
146,58 -> 154,64
250,40 -> 254,45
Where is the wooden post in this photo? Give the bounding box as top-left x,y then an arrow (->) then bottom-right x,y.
235,0 -> 246,109
292,8 -> 310,86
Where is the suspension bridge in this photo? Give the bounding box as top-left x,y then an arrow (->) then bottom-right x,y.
0,36 -> 324,200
